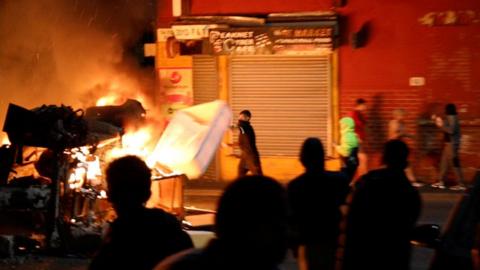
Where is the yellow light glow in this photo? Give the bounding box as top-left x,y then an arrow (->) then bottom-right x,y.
1,134 -> 10,145
96,95 -> 122,106
105,126 -> 154,162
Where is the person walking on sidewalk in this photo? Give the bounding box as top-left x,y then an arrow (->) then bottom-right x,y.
431,103 -> 466,191
334,117 -> 359,182
236,110 -> 263,177
349,98 -> 368,179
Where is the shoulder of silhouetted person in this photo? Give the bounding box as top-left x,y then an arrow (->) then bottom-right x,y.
350,167 -> 421,219
90,207 -> 193,270
288,170 -> 349,197
110,208 -> 191,242
154,248 -> 201,270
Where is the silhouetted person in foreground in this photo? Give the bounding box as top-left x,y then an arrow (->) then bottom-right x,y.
339,140 -> 421,270
155,175 -> 288,270
430,170 -> 480,270
89,156 -> 193,270
388,108 -> 421,187
288,138 -> 350,270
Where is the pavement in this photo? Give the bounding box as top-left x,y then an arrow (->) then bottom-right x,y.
0,185 -> 464,270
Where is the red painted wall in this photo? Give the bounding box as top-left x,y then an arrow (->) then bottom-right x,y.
157,0 -> 174,27
159,0 -> 480,181
190,0 -> 332,15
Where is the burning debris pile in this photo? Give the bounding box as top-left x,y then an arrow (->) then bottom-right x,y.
0,0 -> 162,257
3,98 -> 151,148
0,98 -> 232,256
0,98 -> 159,255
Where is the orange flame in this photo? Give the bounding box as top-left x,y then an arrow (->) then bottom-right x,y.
66,92 -> 173,190
94,94 -> 159,164
106,126 -> 154,161
96,95 -> 122,106
95,92 -> 149,108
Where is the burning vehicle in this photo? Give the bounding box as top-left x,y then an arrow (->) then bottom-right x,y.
0,99 -> 232,256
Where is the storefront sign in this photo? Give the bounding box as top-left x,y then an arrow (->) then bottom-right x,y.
157,28 -> 174,42
158,68 -> 193,117
208,26 -> 334,55
270,27 -> 333,55
172,24 -> 226,40
209,28 -> 272,55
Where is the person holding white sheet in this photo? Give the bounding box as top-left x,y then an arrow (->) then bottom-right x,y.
236,110 -> 263,177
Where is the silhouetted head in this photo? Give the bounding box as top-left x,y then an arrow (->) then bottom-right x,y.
215,175 -> 288,266
300,137 -> 325,172
355,98 -> 367,111
382,140 -> 409,170
106,155 -> 151,214
445,103 -> 457,115
238,110 -> 251,121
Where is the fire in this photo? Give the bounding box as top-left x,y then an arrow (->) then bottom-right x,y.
96,95 -> 122,106
66,93 -> 175,191
94,86 -> 149,109
68,147 -> 103,189
106,126 -> 154,161
93,93 -> 158,163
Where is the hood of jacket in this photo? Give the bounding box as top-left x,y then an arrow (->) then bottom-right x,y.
340,117 -> 355,134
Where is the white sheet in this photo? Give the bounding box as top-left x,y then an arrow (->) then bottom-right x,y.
148,100 -> 232,179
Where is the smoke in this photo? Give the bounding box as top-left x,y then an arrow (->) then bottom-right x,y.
0,0 -> 157,138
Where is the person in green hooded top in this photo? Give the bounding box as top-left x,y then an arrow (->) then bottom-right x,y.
334,117 -> 360,182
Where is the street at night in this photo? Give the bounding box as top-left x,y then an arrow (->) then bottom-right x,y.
1,0 -> 479,269
0,186 -> 465,269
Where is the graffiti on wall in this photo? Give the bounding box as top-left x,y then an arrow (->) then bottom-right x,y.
419,10 -> 480,26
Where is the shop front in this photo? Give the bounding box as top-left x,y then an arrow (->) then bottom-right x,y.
156,15 -> 341,182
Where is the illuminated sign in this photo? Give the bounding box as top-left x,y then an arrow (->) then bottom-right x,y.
208,26 -> 334,55
172,24 -> 226,40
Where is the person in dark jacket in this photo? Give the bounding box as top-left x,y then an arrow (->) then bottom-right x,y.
237,110 -> 262,177
89,156 -> 193,270
339,140 -> 422,270
288,138 -> 350,270
431,103 -> 466,190
154,175 -> 289,270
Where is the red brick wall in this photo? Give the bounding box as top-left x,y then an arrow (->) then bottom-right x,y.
337,0 -> 480,182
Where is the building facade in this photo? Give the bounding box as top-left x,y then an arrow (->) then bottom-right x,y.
154,0 -> 480,183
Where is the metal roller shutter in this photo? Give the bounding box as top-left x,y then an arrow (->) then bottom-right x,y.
230,55 -> 332,157
193,56 -> 218,105
192,55 -> 219,180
